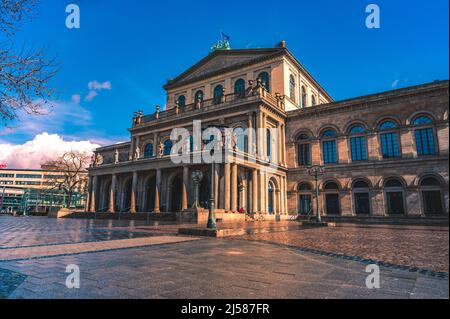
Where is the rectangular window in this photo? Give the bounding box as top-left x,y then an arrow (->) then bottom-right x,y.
415,128 -> 436,156
322,140 -> 337,164
380,132 -> 400,158
0,174 -> 14,178
15,181 -> 41,185
297,144 -> 311,166
350,136 -> 366,161
15,174 -> 42,179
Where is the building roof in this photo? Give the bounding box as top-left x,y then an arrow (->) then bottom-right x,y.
286,80 -> 449,119
163,43 -> 333,101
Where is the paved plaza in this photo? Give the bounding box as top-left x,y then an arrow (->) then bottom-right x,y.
0,216 -> 448,299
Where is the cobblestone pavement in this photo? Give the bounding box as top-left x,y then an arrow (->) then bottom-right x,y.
238,224 -> 449,273
0,216 -> 448,299
0,239 -> 447,299
0,236 -> 199,261
0,216 -> 175,248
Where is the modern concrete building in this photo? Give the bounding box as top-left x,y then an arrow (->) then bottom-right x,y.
88,42 -> 449,220
0,167 -> 87,214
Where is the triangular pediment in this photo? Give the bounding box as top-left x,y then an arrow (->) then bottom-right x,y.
164,48 -> 284,89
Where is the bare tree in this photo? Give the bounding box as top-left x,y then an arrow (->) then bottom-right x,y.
0,0 -> 58,124
42,151 -> 90,208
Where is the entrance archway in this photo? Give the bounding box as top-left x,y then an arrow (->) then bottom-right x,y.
170,175 -> 183,212
145,176 -> 156,212
199,176 -> 210,209
122,178 -> 132,211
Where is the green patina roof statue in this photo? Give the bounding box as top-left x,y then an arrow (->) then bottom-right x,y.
211,32 -> 231,52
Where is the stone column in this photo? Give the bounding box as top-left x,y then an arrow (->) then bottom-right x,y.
182,166 -> 189,211
248,113 -> 254,155
252,169 -> 258,213
224,162 -> 231,211
214,164 -> 219,208
153,132 -> 159,157
259,171 -> 266,213
284,176 -> 288,215
231,163 -> 238,212
89,175 -> 98,212
108,174 -> 116,213
258,112 -> 265,159
280,176 -> 285,214
281,124 -> 286,165
278,125 -> 283,165
154,169 -> 161,213
256,111 -> 261,158
130,171 -> 138,213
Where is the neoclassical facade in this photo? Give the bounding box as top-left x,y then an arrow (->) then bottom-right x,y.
88,42 -> 449,219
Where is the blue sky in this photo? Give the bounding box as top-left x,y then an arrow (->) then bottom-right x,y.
2,0 -> 449,146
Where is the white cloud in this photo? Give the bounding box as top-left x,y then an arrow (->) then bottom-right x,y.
88,81 -> 112,91
0,133 -> 100,169
83,80 -> 112,102
84,90 -> 98,102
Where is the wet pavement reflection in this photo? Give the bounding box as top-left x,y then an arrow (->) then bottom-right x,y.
240,224 -> 449,272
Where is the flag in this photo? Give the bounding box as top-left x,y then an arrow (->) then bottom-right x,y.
221,32 -> 230,42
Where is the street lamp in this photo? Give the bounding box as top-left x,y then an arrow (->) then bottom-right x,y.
207,149 -> 216,229
205,124 -> 229,230
307,165 -> 325,223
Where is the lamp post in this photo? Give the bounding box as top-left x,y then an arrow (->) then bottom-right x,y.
307,165 -> 325,223
207,149 -> 216,229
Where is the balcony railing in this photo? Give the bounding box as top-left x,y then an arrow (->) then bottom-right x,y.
132,86 -> 284,127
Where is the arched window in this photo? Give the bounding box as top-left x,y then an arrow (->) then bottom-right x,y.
194,90 -> 204,109
296,133 -> 311,166
144,143 -> 153,158
297,183 -> 312,215
384,178 -> 405,215
311,95 -> 316,106
234,127 -> 248,152
213,85 -> 224,104
258,72 -> 270,92
349,125 -> 367,161
163,140 -> 173,156
234,79 -> 245,97
352,180 -> 370,215
321,129 -> 337,164
324,181 -> 340,215
289,75 -> 296,101
379,120 -> 400,158
301,86 -> 307,108
266,128 -> 271,160
420,176 -> 444,215
412,115 -> 436,156
177,95 -> 186,108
